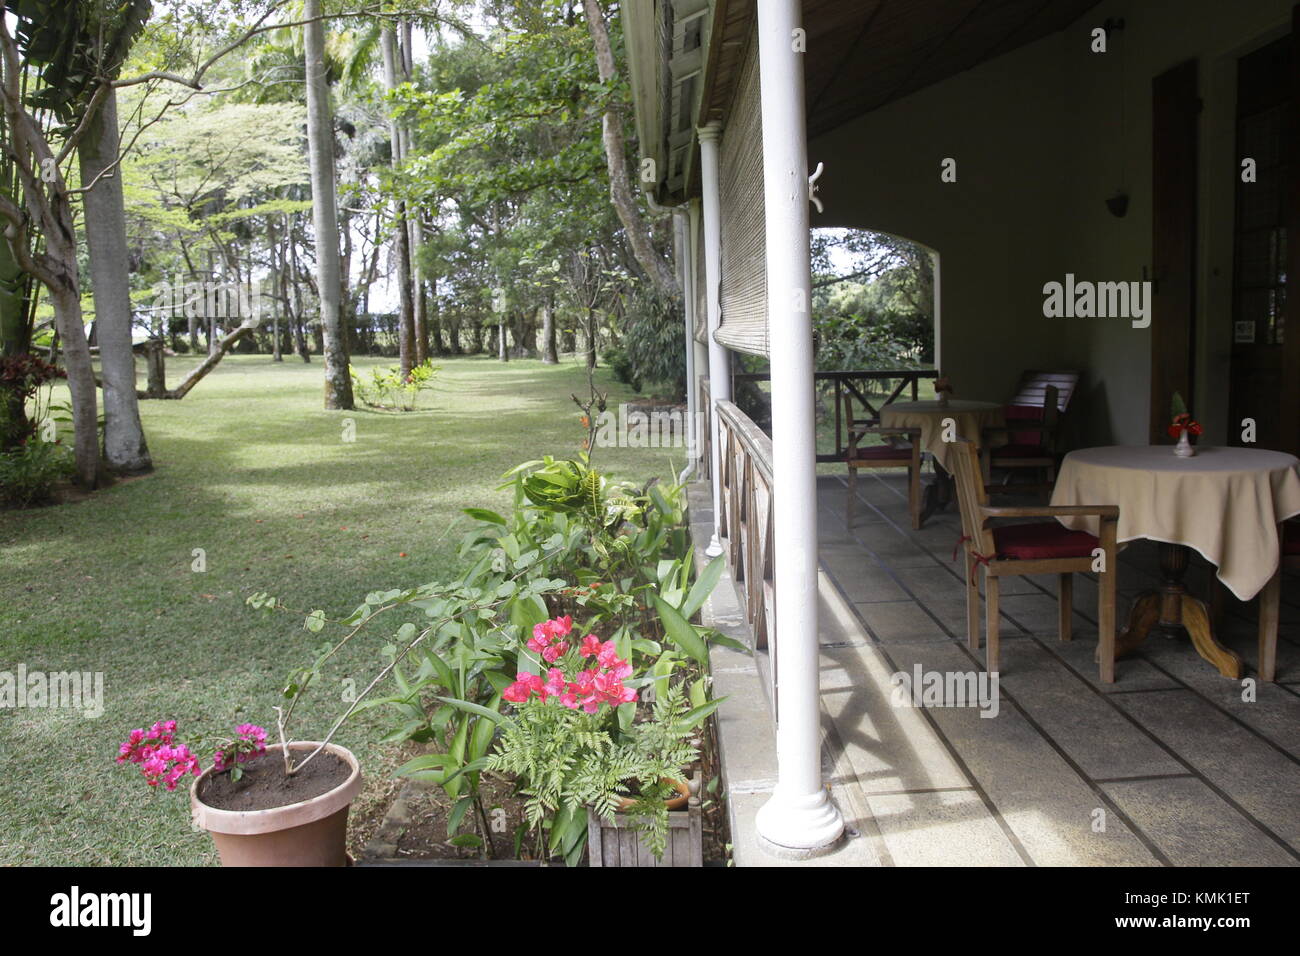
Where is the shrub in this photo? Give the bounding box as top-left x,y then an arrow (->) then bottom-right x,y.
0,437 -> 74,507
618,286 -> 684,400
350,359 -> 439,410
605,345 -> 640,392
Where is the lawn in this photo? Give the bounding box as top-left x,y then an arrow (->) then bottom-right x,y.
0,353 -> 682,865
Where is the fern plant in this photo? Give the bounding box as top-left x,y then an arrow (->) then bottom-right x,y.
470,616 -> 722,863
487,683 -> 709,862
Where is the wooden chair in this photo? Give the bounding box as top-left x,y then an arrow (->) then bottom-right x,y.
981,370 -> 1079,493
1255,520 -> 1300,682
948,438 -> 1119,681
843,390 -> 922,530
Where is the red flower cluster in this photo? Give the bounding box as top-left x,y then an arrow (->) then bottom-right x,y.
1167,413 -> 1203,439
504,619 -> 637,714
116,720 -> 200,791
526,615 -> 572,663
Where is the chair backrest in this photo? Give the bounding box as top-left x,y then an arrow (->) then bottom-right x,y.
948,439 -> 996,556
1007,370 -> 1078,414
1006,381 -> 1063,448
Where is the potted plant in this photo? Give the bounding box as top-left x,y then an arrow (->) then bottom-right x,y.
472,616 -> 722,865
116,715 -> 363,867
1168,392 -> 1203,457
934,373 -> 953,407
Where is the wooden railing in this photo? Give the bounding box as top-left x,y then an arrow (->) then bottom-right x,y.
733,368 -> 937,462
715,400 -> 775,656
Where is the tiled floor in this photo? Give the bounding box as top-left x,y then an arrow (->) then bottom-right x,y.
757,470 -> 1300,865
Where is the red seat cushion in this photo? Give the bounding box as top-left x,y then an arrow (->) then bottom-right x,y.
991,442 -> 1050,459
1003,403 -> 1045,447
1284,522 -> 1300,556
848,443 -> 912,462
993,522 -> 1098,560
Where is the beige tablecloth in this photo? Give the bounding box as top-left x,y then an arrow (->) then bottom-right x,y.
1051,445 -> 1300,601
879,400 -> 1005,472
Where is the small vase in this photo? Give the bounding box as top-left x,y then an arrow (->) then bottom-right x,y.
937,393 -> 950,408
1174,430 -> 1195,458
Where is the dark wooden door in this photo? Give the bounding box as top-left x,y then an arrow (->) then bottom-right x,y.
1150,59 -> 1199,442
1229,18 -> 1297,453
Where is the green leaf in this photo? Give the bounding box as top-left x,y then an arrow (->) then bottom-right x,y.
436,696 -> 511,727
448,796 -> 473,836
449,833 -> 483,848
469,695 -> 501,762
304,609 -> 325,633
549,800 -> 577,856
509,593 -> 549,631
652,594 -> 709,665
689,677 -> 707,710
681,555 -> 725,620
463,507 -> 506,526
709,634 -> 751,654
394,753 -> 455,777
677,697 -> 726,731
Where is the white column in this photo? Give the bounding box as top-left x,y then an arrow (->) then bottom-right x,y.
674,209 -> 698,478
752,0 -> 844,857
689,202 -> 710,452
698,124 -> 729,556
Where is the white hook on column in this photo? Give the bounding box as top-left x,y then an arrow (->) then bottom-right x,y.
808,161 -> 825,214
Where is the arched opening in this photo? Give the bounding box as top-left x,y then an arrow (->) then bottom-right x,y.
732,227 -> 939,461
811,227 -> 937,372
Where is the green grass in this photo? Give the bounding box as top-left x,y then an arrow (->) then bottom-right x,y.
0,353 -> 681,865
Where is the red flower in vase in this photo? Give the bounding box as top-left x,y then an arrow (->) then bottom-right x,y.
1167,413 -> 1203,439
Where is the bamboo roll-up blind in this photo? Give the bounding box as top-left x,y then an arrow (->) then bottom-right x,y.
716,34 -> 768,357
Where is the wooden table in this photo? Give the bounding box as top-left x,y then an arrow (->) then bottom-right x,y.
880,399 -> 1004,522
1051,445 -> 1300,679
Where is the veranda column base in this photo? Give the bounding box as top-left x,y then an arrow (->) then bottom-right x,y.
755,786 -> 844,859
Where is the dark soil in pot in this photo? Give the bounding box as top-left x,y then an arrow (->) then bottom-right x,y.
197,751 -> 350,812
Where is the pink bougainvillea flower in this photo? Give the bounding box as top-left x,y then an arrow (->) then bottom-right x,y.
502,681 -> 531,703
580,634 -> 602,658
544,668 -> 567,698
596,640 -> 619,667
542,640 -> 569,663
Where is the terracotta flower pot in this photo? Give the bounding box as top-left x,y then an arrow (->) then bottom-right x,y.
191,741 -> 362,867
614,776 -> 690,812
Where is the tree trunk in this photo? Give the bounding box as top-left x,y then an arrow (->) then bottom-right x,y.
381,26 -> 415,378
50,287 -> 100,486
144,339 -> 166,397
79,89 -> 152,474
166,323 -> 254,399
304,0 -> 353,409
498,320 -> 508,362
586,308 -> 597,369
541,299 -> 558,364
0,228 -> 29,450
285,215 -> 311,362
581,0 -> 679,298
